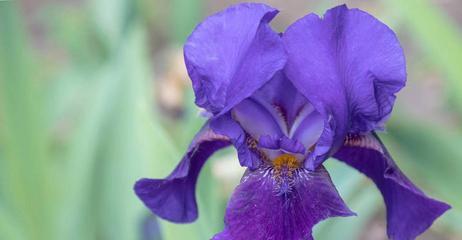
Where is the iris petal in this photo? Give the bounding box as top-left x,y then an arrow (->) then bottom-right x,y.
134,123 -> 230,223
280,136 -> 306,154
232,98 -> 284,140
291,104 -> 324,151
251,72 -> 308,132
284,5 -> 406,169
210,114 -> 262,169
258,135 -> 280,149
184,3 -> 286,115
213,166 -> 354,240
334,133 -> 450,240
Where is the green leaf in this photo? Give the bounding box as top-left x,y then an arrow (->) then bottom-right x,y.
170,0 -> 202,44
0,2 -> 53,239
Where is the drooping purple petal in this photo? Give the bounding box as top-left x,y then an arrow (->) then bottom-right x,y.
213,166 -> 355,240
134,123 -> 230,223
334,133 -> 450,240
210,113 -> 262,169
284,5 -> 406,169
184,3 -> 286,115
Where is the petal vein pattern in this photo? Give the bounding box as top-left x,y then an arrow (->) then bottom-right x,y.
213,165 -> 354,240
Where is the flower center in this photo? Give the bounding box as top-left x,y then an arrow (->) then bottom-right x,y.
271,154 -> 301,196
272,153 -> 300,170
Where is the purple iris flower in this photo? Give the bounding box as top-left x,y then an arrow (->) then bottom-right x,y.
135,3 -> 450,240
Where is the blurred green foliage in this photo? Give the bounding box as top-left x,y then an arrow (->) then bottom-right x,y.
0,0 -> 461,239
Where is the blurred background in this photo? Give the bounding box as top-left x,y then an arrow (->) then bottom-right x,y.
1,0 -> 461,239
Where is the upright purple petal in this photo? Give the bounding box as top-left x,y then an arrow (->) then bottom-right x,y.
134,123 -> 230,223
283,5 -> 406,169
334,133 -> 450,240
213,166 -> 354,240
185,3 -> 286,115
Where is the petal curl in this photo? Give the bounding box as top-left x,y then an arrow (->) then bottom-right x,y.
134,123 -> 230,223
334,133 -> 450,240
185,3 -> 286,115
210,114 -> 262,169
280,136 -> 305,154
213,166 -> 354,240
283,5 -> 406,169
